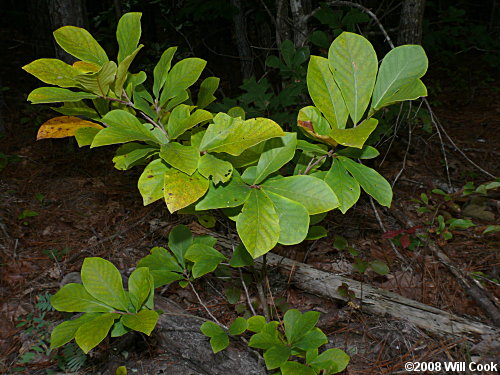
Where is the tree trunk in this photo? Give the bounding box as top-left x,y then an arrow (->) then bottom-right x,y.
46,0 -> 88,62
289,0 -> 310,47
397,0 -> 426,45
230,0 -> 254,79
27,0 -> 53,58
276,0 -> 292,48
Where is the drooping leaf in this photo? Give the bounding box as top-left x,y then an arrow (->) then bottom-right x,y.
75,127 -> 101,147
114,45 -> 144,96
296,140 -> 328,155
324,159 -> 360,213
53,26 -> 109,66
236,190 -> 280,258
122,310 -> 159,335
254,133 -> 297,184
22,58 -> 79,87
167,105 -> 213,140
116,12 -> 142,63
81,257 -> 129,311
338,156 -> 392,207
200,113 -> 285,156
75,61 -> 117,96
196,77 -> 220,108
197,154 -> 233,185
112,143 -> 157,170
160,142 -> 199,175
330,118 -> 378,149
336,145 -> 379,159
371,45 -> 428,110
266,192 -> 309,245
75,313 -> 118,354
36,116 -> 103,140
110,319 -> 130,337
262,175 -> 339,215
162,58 -> 206,101
164,170 -> 209,212
128,267 -> 152,311
305,225 -> 327,240
28,87 -> 97,104
309,348 -> 350,374
264,345 -> 292,370
51,101 -> 99,120
51,283 -> 114,313
195,170 -> 251,210
168,225 -> 193,268
137,159 -> 170,205
307,56 -> 348,129
297,107 -> 337,147
153,47 -> 177,98
91,109 -> 162,147
329,32 -> 378,124
51,313 -> 100,349
373,79 -> 427,111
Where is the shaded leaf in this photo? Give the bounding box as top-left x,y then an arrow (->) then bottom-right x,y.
75,313 -> 118,353
122,310 -> 159,335
28,87 -> 97,104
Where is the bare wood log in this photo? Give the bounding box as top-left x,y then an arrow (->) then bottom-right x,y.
262,253 -> 498,339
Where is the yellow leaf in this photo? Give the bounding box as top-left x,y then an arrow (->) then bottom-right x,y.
37,116 -> 103,140
73,61 -> 100,73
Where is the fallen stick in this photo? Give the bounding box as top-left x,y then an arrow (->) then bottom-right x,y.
262,253 -> 498,339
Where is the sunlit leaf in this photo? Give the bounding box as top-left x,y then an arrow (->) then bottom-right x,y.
53,26 -> 109,66
22,58 -> 79,87
37,116 -> 103,140
164,169 -> 209,212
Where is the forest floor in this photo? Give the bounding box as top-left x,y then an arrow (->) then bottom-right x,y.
0,30 -> 499,374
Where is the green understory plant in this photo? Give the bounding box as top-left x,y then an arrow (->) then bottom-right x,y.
23,11 -> 430,370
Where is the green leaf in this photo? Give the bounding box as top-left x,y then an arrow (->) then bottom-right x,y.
81,257 -> 129,311
138,159 -> 170,205
336,145 -> 379,159
110,319 -> 130,337
23,58 -> 79,87
168,225 -> 193,268
167,105 -> 213,140
128,267 -> 152,311
281,361 -> 316,375
236,190 -> 280,258
75,313 -> 118,353
116,12 -> 142,63
229,243 -> 254,267
284,309 -> 320,344
309,348 -> 350,374
324,159 -> 360,213
165,90 -> 190,111
294,328 -> 328,350
115,45 -> 144,96
262,175 -> 339,215
227,106 -> 246,119
330,118 -> 378,149
200,113 -> 285,156
298,106 -> 332,136
248,321 -> 281,349
53,101 -> 99,121
184,243 -> 225,278
372,45 -> 428,111
160,142 -> 199,175
247,315 -> 266,332
91,110 -> 162,147
195,170 -> 251,210
296,140 -> 328,155
483,225 -> 500,235
329,32 -> 378,124
153,47 -> 177,98
198,154 -> 233,185
228,317 -> 248,335
51,313 -> 100,349
373,80 -> 426,113
164,169 -> 209,212
200,321 -> 225,337
75,127 -> 100,147
163,58 -> 206,101
305,226 -> 327,240
338,156 -> 392,207
112,143 -> 157,170
369,260 -> 389,275
447,219 -> 475,231
266,192 -> 310,245
75,61 -> 117,96
307,56 -> 348,129
28,87 -> 97,104
254,133 -> 297,184
53,26 -> 109,66
264,345 -> 292,370
210,333 -> 230,353
197,77 -> 220,108
137,247 -> 184,288
122,310 -> 159,335
51,283 -> 114,312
